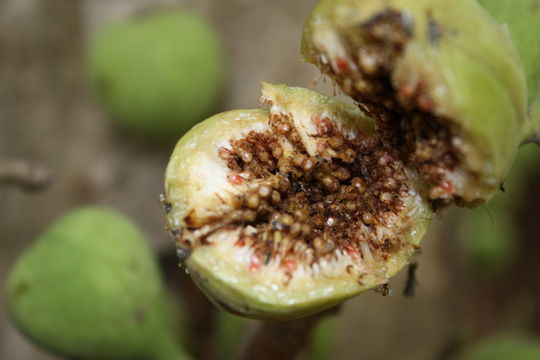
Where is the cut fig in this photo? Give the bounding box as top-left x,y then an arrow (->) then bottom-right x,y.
164,83 -> 432,320
302,0 -> 528,206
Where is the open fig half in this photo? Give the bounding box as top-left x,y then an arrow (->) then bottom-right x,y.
302,0 -> 528,206
164,83 -> 432,320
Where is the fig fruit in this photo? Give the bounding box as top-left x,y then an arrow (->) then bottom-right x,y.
164,82 -> 432,320
6,207 -> 188,360
89,9 -> 225,140
302,0 -> 528,206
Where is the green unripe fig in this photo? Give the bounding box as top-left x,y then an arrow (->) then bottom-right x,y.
89,10 -> 225,140
164,82 -> 432,320
456,332 -> 540,360
302,0 -> 528,206
6,207 -> 189,360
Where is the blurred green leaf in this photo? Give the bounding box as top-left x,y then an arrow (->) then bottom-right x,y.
456,332 -> 540,360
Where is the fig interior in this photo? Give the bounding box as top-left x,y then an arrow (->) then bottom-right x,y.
176,108 -> 422,278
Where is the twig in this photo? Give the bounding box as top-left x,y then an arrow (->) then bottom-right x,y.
0,160 -> 51,191
238,306 -> 341,360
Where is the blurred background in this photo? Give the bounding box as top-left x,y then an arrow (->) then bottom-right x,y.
1,0 -> 540,359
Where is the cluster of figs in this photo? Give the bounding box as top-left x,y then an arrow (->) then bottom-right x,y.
164,0 -> 539,320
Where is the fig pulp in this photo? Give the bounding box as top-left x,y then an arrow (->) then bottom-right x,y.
164,83 -> 431,320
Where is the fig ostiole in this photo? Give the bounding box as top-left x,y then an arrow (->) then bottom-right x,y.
302,0 -> 528,206
164,83 -> 432,320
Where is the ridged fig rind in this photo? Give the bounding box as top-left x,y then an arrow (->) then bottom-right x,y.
165,83 -> 432,320
302,0 -> 528,205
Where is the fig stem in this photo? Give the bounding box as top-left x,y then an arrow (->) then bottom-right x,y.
0,160 -> 51,191
237,307 -> 341,360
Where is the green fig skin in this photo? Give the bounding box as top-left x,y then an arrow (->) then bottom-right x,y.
89,10 -> 225,140
6,207 -> 189,360
302,0 -> 528,206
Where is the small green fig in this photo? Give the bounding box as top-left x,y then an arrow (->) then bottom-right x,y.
164,82 -> 432,320
6,207 -> 189,360
89,9 -> 225,140
302,0 -> 528,206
